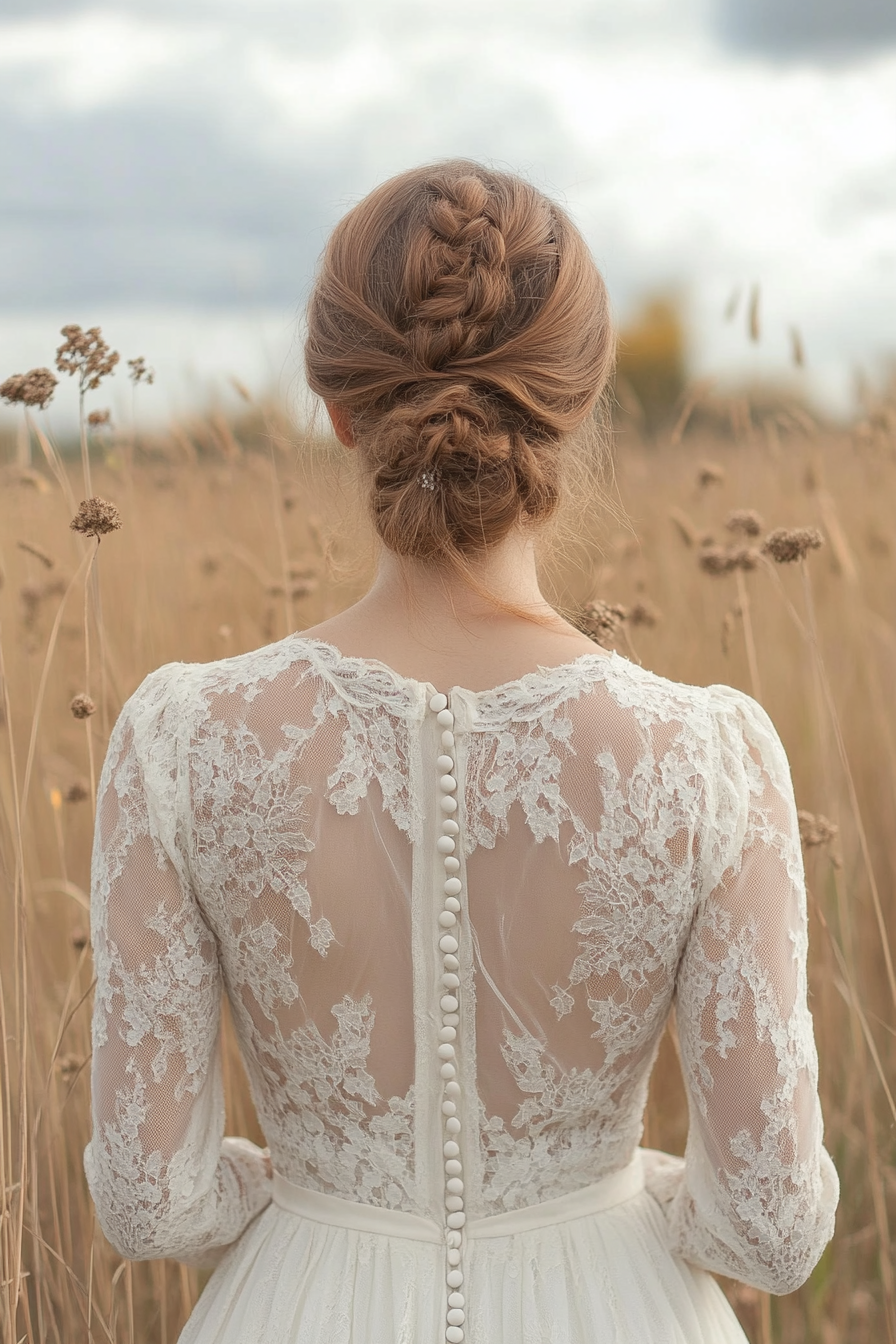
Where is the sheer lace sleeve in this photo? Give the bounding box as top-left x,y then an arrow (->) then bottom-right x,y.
84,666 -> 272,1264
647,688 -> 838,1293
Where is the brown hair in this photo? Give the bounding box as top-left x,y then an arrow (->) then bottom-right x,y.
305,159 -> 614,565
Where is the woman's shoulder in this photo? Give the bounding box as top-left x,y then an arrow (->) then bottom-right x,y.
590,653 -> 766,732
121,634 -> 313,710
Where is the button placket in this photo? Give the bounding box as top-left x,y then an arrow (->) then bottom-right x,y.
429,691 -> 467,1344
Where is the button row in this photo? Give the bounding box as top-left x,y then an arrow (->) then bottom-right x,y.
429,691 -> 467,1344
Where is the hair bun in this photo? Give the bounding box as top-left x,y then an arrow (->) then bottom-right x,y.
378,384 -> 512,470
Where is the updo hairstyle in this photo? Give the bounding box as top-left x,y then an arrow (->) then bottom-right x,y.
305,160 -> 614,564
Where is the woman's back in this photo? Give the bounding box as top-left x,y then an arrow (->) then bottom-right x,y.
86,634 -> 836,1307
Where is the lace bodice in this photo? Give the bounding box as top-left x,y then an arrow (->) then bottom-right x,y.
85,634 -> 837,1298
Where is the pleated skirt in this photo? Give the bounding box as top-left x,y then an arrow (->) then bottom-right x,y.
178,1153 -> 749,1344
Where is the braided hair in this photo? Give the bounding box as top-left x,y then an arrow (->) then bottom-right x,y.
305,160 -> 614,562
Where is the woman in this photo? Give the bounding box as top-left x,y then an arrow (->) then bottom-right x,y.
85,160 -> 838,1343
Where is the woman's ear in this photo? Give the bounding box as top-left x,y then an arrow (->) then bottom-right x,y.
325,402 -> 355,448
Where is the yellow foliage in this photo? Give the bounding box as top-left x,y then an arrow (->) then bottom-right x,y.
616,295 -> 688,432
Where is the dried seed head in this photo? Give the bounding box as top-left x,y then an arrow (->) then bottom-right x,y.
721,610 -> 736,655
576,599 -> 628,643
127,356 -> 155,386
56,1053 -> 83,1079
87,408 -> 111,427
70,693 -> 96,719
56,325 -> 120,392
0,367 -> 58,410
266,578 -> 319,599
797,810 -> 838,849
64,779 -> 90,804
731,546 -> 762,571
700,542 -> 762,576
628,599 -> 661,628
789,326 -> 805,369
70,496 -> 122,538
761,527 -> 824,564
21,581 -> 43,627
698,544 -> 736,576
16,539 -> 55,568
726,509 -> 764,537
697,461 -> 725,488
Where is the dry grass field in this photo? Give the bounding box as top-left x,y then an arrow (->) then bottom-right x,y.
1,361 -> 895,1344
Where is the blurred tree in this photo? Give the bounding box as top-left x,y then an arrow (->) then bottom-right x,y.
615,295 -> 688,435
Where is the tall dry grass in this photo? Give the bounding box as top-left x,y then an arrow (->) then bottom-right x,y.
1,371 -> 894,1344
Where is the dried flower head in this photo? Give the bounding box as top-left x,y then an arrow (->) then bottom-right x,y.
127,356 -> 155,386
65,779 -> 90,804
697,461 -> 725,488
70,496 -> 122,539
797,810 -> 838,849
87,408 -> 111,428
699,543 -> 761,576
70,693 -> 96,719
698,545 -> 735,576
629,599 -> 661,628
731,546 -> 761,571
726,509 -> 764,537
761,527 -> 824,564
577,599 -> 628,643
56,325 -> 120,392
0,367 -> 58,410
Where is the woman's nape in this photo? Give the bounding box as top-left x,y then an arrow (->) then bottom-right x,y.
299,499 -> 607,695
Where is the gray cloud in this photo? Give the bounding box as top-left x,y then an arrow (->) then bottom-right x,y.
0,101 -> 338,306
0,33 -> 574,309
716,0 -> 896,59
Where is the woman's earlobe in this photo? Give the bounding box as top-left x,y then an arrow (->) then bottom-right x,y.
325,402 -> 355,448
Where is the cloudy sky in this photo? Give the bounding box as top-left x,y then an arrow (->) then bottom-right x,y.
1,0 -> 895,423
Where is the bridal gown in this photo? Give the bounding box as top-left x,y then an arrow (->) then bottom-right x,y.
85,634 -> 838,1344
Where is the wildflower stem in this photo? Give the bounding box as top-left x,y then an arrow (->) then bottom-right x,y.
734,567 -> 761,701
79,386 -> 92,498
270,451 -> 294,637
19,548 -> 94,825
82,547 -> 98,817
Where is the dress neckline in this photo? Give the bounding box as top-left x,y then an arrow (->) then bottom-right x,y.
288,632 -> 617,702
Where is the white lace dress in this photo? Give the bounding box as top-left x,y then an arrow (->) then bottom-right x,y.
85,635 -> 838,1344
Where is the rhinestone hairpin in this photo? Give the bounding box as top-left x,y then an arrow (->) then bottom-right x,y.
420,466 -> 442,491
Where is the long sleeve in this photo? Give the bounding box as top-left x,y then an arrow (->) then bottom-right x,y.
647,688 -> 838,1293
84,666 -> 272,1263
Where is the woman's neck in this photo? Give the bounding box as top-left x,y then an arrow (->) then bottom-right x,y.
300,531 -> 605,691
